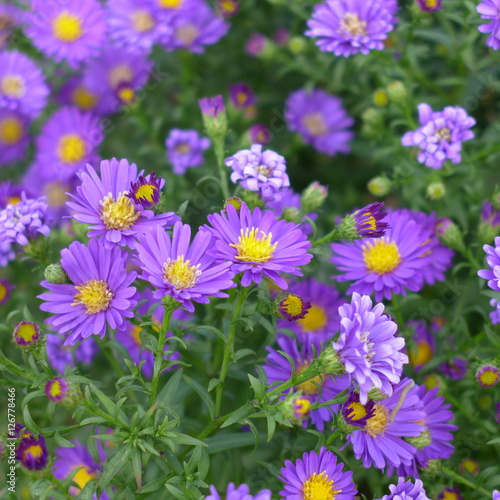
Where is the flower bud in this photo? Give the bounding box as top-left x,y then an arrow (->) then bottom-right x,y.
426,181 -> 446,200
317,345 -> 345,376
44,377 -> 71,403
301,182 -> 328,213
13,321 -> 40,348
288,36 -> 307,54
459,458 -> 479,475
223,197 -> 244,213
0,278 -> 13,305
476,364 -> 500,388
280,392 -> 312,425
199,95 -> 227,139
373,89 -> 388,107
386,81 -> 407,105
435,218 -> 465,253
16,434 -> 49,471
44,263 -> 68,284
407,429 -> 432,449
368,176 -> 392,197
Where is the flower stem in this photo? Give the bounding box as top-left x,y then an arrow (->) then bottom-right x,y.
214,137 -> 230,200
440,465 -> 491,496
215,287 -> 249,416
390,295 -> 405,329
313,227 -> 339,246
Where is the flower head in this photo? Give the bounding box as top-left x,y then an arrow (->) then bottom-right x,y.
476,365 -> 500,387
285,88 -> 354,156
166,129 -> 211,175
402,103 -> 475,169
478,237 -> 500,302
0,50 -> 49,119
0,109 -> 30,166
493,490 -> 500,500
376,478 -> 430,500
67,158 -> 178,249
229,82 -> 256,109
341,391 -> 376,428
279,293 -> 311,321
249,123 -> 271,145
226,144 -> 290,202
206,483 -> 271,500
477,0 -> 500,50
279,447 -> 357,500
206,203 -> 312,289
417,0 -> 443,12
45,377 -> 70,403
216,0 -> 239,18
46,334 -> 98,373
127,172 -> 163,208
27,0 -> 107,68
305,0 -> 396,57
353,202 -> 389,237
0,277 -> 13,305
134,222 -> 235,312
16,434 -> 49,471
408,320 -> 435,371
39,239 -> 138,345
333,293 -> 407,403
439,357 -> 468,380
57,76 -> 102,115
438,488 -> 463,500
13,321 -> 40,346
0,3 -> 21,47
199,95 -> 225,118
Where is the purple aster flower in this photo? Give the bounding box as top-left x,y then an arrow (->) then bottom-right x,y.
417,0 -> 443,12
401,104 -> 476,169
279,447 -> 357,500
199,95 -> 225,117
206,483 -> 271,500
166,128 -> 211,175
305,0 -> 396,57
438,488 -> 463,500
249,123 -> 271,145
277,279 -> 344,344
348,378 -> 426,470
206,203 -> 313,288
226,144 -> 290,202
16,434 -> 49,471
352,202 -> 389,238
479,237 -> 500,303
0,192 -> 50,246
477,0 -> 500,50
0,109 -> 30,166
13,321 -> 40,346
279,293 -> 311,321
45,377 -> 70,403
46,333 -> 98,373
333,293 -> 407,403
107,0 -> 166,54
408,320 -> 435,371
331,209 -> 433,301
33,106 -> 103,183
127,172 -> 163,208
0,240 -> 14,267
67,158 -> 178,249
0,277 -> 13,305
263,335 -> 350,431
0,181 -> 24,208
438,357 -> 468,380
341,391 -> 376,428
285,88 -> 354,156
134,222 -> 235,312
490,298 -> 500,324
57,75 -> 108,116
245,32 -> 267,56
82,46 -> 153,115
229,82 -> 256,109
0,50 -> 49,119
53,441 -> 108,498
38,239 -> 138,345
27,0 -> 107,68
160,0 -> 229,53
476,365 -> 500,387
493,490 -> 500,500
0,3 -> 21,48
376,478 -> 431,500
482,201 -> 500,229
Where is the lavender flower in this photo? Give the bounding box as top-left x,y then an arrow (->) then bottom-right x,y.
0,109 -> 30,166
477,0 -> 500,50
417,0 -> 443,12
16,434 -> 49,471
229,82 -> 256,109
206,483 -> 271,500
439,357 -> 468,380
44,377 -> 70,403
46,334 -> 98,373
376,479 -> 431,500
166,129 -> 210,175
401,104 -> 475,169
478,237 -> 500,311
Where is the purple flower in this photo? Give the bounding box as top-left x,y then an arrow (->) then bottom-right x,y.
276,278 -> 344,344
206,483 -> 271,500
353,202 -> 389,238
417,0 -> 443,12
127,172 -> 163,208
13,321 -> 40,346
482,201 -> 500,227
166,128 -> 211,175
134,222 -> 235,312
33,106 -> 103,183
477,365 -> 500,387
263,336 -> 350,431
333,293 -> 407,403
27,0 -> 106,68
45,377 -> 70,403
376,479 -> 431,500
408,320 -> 435,371
279,447 -> 357,500
0,50 -> 49,119
279,293 -> 311,321
57,76 -> 102,115
16,434 -> 49,471
305,0 -> 396,57
438,488 -> 463,500
229,82 -> 256,109
46,333 -> 98,373
348,379 -> 426,470
477,0 -> 500,50
438,357 -> 468,380
402,104 -> 476,169
226,144 -> 290,202
0,192 -> 50,246
199,95 -> 225,117
494,490 -> 500,500
206,203 -> 313,288
0,277 -> 13,305
245,32 -> 267,56
38,239 -> 138,345
341,391 -> 375,428
0,109 -> 30,166
0,3 -> 21,48
0,181 -> 24,208
216,0 -> 240,19
331,209 -> 434,301
285,88 -> 354,156
67,158 -> 178,249
479,237 -> 500,304
249,123 -> 271,145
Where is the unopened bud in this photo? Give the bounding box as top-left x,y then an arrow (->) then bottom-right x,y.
44,263 -> 68,284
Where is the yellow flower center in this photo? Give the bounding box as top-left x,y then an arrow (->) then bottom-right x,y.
135,184 -> 158,204
176,24 -> 199,46
131,9 -> 155,32
440,491 -> 460,500
298,304 -> 327,332
346,401 -> 367,421
100,193 -> 141,230
358,212 -> 376,232
44,182 -> 69,208
131,325 -> 143,346
461,459 -> 478,474
48,380 -> 63,398
0,116 -> 23,145
72,465 -> 98,491
175,142 -> 191,154
72,86 -> 97,110
339,12 -> 367,36
365,403 -> 389,437
302,112 -> 328,137
117,87 -> 135,104
52,12 -> 84,42
108,64 -> 134,89
73,280 -> 113,314
163,255 -> 201,289
256,165 -> 272,177
282,295 -> 305,318
7,196 -> 21,206
363,238 -> 401,274
294,397 -> 311,417
0,283 -> 7,302
23,444 -> 43,461
295,364 -> 324,395
16,323 -> 38,343
57,134 -> 87,164
410,341 -> 433,366
424,374 -> 439,390
479,369 -> 499,387
230,227 -> 277,263
424,0 -> 439,8
303,471 -> 341,500
1,75 -> 25,98
159,0 -> 183,8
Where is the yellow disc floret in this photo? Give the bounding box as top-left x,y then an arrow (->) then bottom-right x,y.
298,304 -> 328,332
52,12 -> 84,42
72,86 -> 97,110
0,116 -> 23,145
100,193 -> 141,230
339,12 -> 367,36
163,255 -> 201,290
1,75 -> 25,98
363,238 -> 401,274
73,280 -> 113,314
57,134 -> 87,164
72,465 -> 98,491
365,403 -> 389,437
346,401 -> 367,421
131,10 -> 156,32
303,471 -> 341,500
302,112 -> 328,137
159,0 -> 183,9
281,294 -> 305,318
230,227 -> 277,263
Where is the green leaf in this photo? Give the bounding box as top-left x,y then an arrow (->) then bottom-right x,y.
183,375 -> 215,419
207,378 -> 221,393
97,445 -> 132,493
53,431 -> 75,448
220,402 -> 255,428
139,474 -> 170,494
206,432 -> 261,454
156,368 -> 183,408
169,433 -> 207,447
248,374 -> 266,401
89,384 -> 116,415
131,447 -> 142,490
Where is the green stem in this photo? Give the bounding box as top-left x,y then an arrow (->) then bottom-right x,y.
391,295 -> 405,328
440,466 -> 491,496
267,363 -> 322,399
215,287 -> 249,416
0,351 -> 35,381
149,304 -> 176,407
313,227 -> 339,246
214,138 -> 230,200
